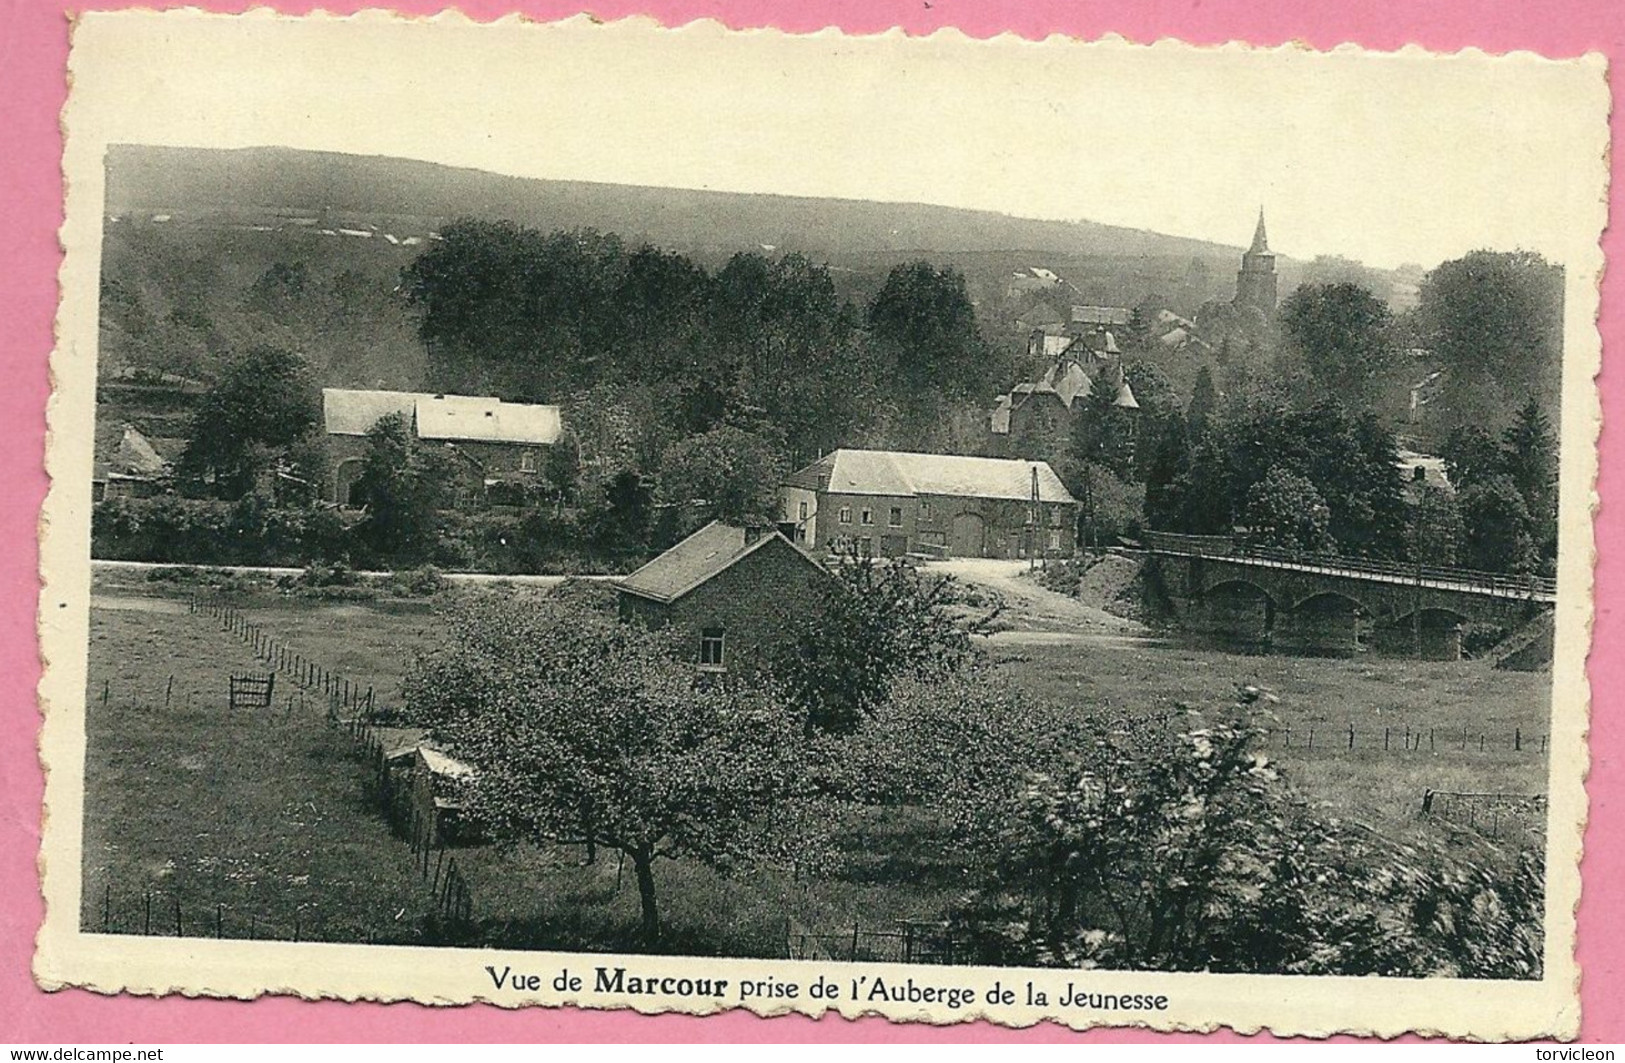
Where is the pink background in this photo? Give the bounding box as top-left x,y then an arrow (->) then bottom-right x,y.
1,0 -> 1618,1043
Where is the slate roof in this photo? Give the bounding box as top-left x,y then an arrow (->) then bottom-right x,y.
785,449 -> 1076,505
415,395 -> 562,446
322,388 -> 562,445
322,389 -> 425,436
618,522 -> 824,604
1071,305 -> 1132,326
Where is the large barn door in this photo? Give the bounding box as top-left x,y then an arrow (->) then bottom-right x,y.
950,512 -> 987,558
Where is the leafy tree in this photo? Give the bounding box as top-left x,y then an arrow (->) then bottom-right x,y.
1418,250 -> 1563,433
955,696 -> 1543,976
582,470 -> 655,556
351,413 -> 458,562
178,344 -> 319,499
774,557 -> 982,736
1458,475 -> 1538,574
867,261 -> 1006,412
1279,282 -> 1396,409
1242,466 -> 1334,553
656,424 -> 787,527
1411,484 -> 1464,566
1440,424 -> 1505,492
1068,385 -> 1137,482
1502,398 -> 1558,560
1142,415 -> 1192,531
405,595 -> 802,948
1187,365 -> 1218,434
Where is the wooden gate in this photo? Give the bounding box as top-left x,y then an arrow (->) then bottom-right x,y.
949,512 -> 986,558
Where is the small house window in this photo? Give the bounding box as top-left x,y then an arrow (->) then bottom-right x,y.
839,506 -> 853,524
798,501 -> 809,520
859,537 -> 873,558
889,506 -> 903,527
520,451 -> 536,473
699,627 -> 726,670
1049,508 -> 1063,527
861,508 -> 874,526
1048,530 -> 1062,550
920,500 -> 932,522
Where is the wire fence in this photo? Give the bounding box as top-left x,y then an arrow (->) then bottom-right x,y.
191,596 -> 377,721
1272,722 -> 1548,756
1420,789 -> 1547,843
785,918 -> 969,966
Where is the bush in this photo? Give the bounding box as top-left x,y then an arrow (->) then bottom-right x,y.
390,564 -> 446,597
949,694 -> 1544,978
1461,621 -> 1510,658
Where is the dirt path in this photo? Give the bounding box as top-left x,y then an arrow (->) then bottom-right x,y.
923,558 -> 1147,637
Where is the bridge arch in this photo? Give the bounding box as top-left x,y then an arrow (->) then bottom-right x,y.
1195,579 -> 1275,647
1375,606 -> 1469,661
1276,591 -> 1362,657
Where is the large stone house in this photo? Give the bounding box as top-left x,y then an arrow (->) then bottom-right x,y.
321,389 -> 563,505
617,522 -> 832,675
780,449 -> 1077,560
989,327 -> 1140,456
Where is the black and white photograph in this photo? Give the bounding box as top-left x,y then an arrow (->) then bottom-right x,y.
37,12 -> 1606,1038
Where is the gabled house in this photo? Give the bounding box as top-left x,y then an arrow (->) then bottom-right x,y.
321,388 -> 563,506
780,449 -> 1077,560
91,424 -> 185,501
989,328 -> 1140,453
617,522 -> 832,675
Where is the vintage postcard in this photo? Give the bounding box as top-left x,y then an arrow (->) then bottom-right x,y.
36,10 -> 1608,1039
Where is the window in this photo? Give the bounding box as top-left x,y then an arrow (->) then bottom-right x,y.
839,506 -> 853,524
1025,509 -> 1035,525
861,508 -> 874,526
796,527 -> 807,543
859,537 -> 873,558
1048,530 -> 1062,550
520,451 -> 536,473
699,627 -> 726,670
920,500 -> 932,523
798,501 -> 809,520
889,506 -> 903,527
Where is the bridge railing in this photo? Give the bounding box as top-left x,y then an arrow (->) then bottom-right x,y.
1140,531 -> 1556,600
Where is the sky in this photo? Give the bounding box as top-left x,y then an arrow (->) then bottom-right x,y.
65,12 -> 1610,271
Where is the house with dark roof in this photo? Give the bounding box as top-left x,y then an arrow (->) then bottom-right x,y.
321,388 -> 563,505
617,522 -> 832,675
780,449 -> 1077,560
91,424 -> 185,501
989,328 -> 1140,456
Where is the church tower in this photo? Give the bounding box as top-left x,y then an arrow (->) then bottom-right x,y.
1234,208 -> 1278,314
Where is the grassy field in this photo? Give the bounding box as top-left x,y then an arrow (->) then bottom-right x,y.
992,640 -> 1551,839
82,574 -> 1552,955
82,600 -> 439,942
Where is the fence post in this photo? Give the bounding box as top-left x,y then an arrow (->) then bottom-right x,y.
851,922 -> 860,962
165,676 -> 173,708
174,895 -> 182,937
216,903 -> 223,939
143,893 -> 151,935
1307,728 -> 1314,751
1515,727 -> 1522,752
1347,724 -> 1354,750
103,882 -> 111,931
1384,727 -> 1390,751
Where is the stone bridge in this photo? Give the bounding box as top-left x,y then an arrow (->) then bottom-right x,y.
1141,532 -> 1556,659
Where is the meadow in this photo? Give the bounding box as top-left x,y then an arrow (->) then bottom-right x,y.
81,570 -> 1552,957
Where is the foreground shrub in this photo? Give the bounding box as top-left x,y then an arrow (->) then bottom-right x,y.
949,700 -> 1543,979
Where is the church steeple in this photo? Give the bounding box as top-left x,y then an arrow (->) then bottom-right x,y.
1248,208 -> 1270,255
1235,207 -> 1278,314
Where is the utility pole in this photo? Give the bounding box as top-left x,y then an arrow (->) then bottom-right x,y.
1029,465 -> 1040,572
